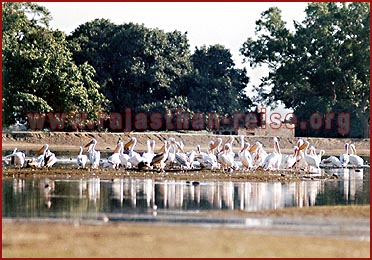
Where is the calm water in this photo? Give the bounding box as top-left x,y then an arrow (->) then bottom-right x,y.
3,167 -> 369,224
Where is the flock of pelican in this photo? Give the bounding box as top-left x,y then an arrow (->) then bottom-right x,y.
4,144 -> 57,169
3,135 -> 367,173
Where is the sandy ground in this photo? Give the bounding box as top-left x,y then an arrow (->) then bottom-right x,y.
2,205 -> 370,258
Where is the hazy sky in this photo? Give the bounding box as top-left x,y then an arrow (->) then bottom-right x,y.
38,2 -> 309,113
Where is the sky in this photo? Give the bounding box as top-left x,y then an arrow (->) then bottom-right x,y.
38,2 -> 310,114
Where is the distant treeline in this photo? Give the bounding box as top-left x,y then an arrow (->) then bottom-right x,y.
3,2 -> 369,137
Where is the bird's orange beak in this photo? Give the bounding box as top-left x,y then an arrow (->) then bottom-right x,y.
36,145 -> 46,155
299,143 -> 307,150
113,144 -> 121,153
249,143 -> 257,153
84,140 -> 93,148
124,139 -> 133,150
175,142 -> 185,153
209,141 -> 219,150
240,143 -> 248,153
158,144 -> 165,153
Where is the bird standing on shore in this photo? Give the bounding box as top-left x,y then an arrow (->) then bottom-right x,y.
103,141 -> 122,169
151,140 -> 170,172
262,137 -> 282,170
339,143 -> 350,167
283,146 -> 299,169
77,146 -> 88,169
27,144 -> 54,168
348,144 -> 364,167
238,135 -> 253,171
4,148 -> 26,169
44,147 -> 57,168
85,138 -> 101,169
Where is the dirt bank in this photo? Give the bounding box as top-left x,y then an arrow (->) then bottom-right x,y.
2,131 -> 370,155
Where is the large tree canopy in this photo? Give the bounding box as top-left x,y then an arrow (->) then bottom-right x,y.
2,2 -> 107,127
241,2 -> 370,137
2,2 -> 254,131
68,20 -> 192,113
68,20 -> 253,130
179,45 -> 251,116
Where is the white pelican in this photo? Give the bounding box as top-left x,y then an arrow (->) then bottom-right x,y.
85,138 -> 101,169
294,139 -> 307,170
4,148 -> 26,169
218,143 -> 235,172
262,137 -> 282,170
103,141 -> 122,169
165,137 -> 177,168
238,135 -> 253,171
309,146 -> 325,167
27,144 -> 50,168
126,137 -> 145,168
150,140 -> 170,172
282,146 -> 299,169
223,136 -> 239,169
209,138 -> 223,155
302,141 -> 321,172
3,148 -> 18,165
348,144 -> 364,167
321,156 -> 342,168
142,139 -> 155,166
172,140 -> 195,170
77,146 -> 88,169
339,143 -> 350,167
175,152 -> 192,170
44,147 -> 57,168
219,136 -> 234,154
195,144 -> 218,170
250,141 -> 267,168
118,141 -> 131,169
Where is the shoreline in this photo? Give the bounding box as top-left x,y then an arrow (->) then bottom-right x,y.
2,167 -> 338,182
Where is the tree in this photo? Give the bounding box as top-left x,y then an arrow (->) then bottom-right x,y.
2,2 -> 107,127
179,45 -> 252,116
67,19 -> 117,106
241,2 -> 370,137
68,21 -> 192,114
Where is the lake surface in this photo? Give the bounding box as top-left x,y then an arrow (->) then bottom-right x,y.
3,167 -> 369,221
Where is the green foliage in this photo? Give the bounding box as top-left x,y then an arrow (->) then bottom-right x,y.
3,3 -> 253,131
69,21 -> 193,114
179,45 -> 252,116
2,2 -> 107,127
68,21 -> 253,121
241,2 -> 370,137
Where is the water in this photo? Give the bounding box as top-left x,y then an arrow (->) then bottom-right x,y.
3,168 -> 369,221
